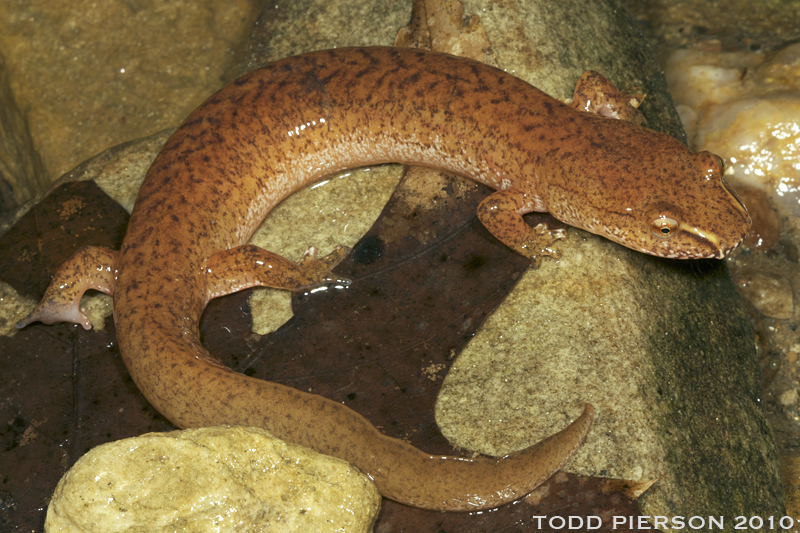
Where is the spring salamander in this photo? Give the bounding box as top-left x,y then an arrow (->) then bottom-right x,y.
18,47 -> 749,511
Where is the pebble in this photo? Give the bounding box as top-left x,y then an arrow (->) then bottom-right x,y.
735,270 -> 794,319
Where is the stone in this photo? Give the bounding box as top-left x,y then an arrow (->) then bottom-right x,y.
0,0 -> 260,197
44,426 -> 381,533
0,50 -> 47,216
736,270 -> 794,320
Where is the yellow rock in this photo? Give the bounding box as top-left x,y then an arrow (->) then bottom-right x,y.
664,42 -> 800,198
45,426 -> 381,533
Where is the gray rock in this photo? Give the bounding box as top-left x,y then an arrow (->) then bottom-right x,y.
238,1 -> 412,73
0,50 -> 47,217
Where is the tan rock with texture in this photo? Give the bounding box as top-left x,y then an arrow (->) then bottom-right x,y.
45,426 -> 381,533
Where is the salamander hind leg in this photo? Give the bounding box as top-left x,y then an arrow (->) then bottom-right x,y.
203,244 -> 351,303
16,246 -> 119,330
477,188 -> 566,265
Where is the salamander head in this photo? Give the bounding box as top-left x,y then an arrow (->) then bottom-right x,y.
542,122 -> 751,259
635,151 -> 750,259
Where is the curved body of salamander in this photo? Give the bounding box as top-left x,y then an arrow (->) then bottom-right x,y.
19,47 -> 749,511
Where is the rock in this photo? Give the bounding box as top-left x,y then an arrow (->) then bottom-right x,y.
663,41 -> 800,208
779,389 -> 799,407
735,269 -> 794,319
44,426 -> 381,533
0,50 -> 47,216
733,185 -> 781,251
781,451 -> 800,520
0,0 -> 260,191
628,0 -> 800,52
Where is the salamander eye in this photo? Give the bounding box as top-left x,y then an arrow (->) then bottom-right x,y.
651,215 -> 678,238
712,154 -> 726,174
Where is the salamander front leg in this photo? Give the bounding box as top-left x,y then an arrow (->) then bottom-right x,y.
571,70 -> 647,125
16,246 -> 119,330
203,244 -> 351,303
477,188 -> 566,264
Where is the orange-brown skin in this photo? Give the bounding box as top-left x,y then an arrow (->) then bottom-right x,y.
18,47 -> 749,510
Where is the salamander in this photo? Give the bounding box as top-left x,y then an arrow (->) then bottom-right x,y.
17,47 -> 749,511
